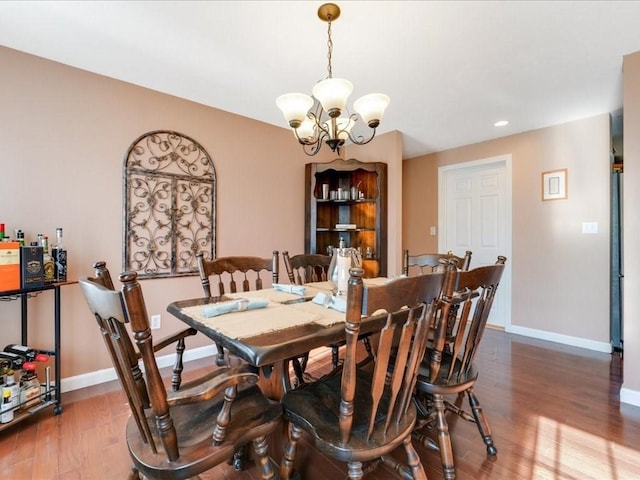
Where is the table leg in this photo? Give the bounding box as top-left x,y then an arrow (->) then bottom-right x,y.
258,360 -> 291,401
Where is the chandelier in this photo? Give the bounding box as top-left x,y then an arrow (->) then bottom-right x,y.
276,3 -> 390,156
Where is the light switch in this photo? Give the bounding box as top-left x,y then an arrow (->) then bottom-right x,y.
582,222 -> 598,234
429,226 -> 437,236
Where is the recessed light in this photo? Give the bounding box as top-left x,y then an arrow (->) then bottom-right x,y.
494,120 -> 509,127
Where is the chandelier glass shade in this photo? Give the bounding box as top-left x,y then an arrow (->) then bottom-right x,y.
276,3 -> 390,156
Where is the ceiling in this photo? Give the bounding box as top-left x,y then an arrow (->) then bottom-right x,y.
2,1 -> 640,159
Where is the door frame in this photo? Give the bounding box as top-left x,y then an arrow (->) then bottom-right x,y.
437,154 -> 513,330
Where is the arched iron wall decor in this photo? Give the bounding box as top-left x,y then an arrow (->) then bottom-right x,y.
123,131 -> 216,278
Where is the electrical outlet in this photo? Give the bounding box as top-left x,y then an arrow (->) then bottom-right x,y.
150,314 -> 161,330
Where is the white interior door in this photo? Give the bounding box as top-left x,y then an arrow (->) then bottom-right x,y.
438,155 -> 512,329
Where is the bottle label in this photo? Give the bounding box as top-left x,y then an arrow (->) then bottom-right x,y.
52,248 -> 67,282
1,391 -> 14,423
20,385 -> 41,410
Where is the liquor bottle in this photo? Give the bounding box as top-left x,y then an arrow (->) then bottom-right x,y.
20,242 -> 44,288
4,372 -> 19,409
0,223 -> 5,241
1,389 -> 13,424
15,230 -> 25,247
19,363 -> 41,410
0,351 -> 24,370
40,235 -> 54,283
4,344 -> 50,363
52,227 -> 67,282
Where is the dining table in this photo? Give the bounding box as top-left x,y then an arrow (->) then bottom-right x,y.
166,279 -> 390,400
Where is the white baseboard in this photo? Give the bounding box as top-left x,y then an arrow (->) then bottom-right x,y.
620,387 -> 640,408
506,325 -> 612,353
60,345 -> 217,394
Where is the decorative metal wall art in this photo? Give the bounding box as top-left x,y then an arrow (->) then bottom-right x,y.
123,131 -> 216,278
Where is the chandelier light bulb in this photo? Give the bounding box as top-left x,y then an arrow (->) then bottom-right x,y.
296,117 -> 318,142
276,93 -> 314,128
311,78 -> 353,118
353,93 -> 390,128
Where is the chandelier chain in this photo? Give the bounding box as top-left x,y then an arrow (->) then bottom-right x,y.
326,16 -> 333,79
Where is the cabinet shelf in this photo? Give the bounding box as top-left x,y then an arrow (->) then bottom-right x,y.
316,228 -> 377,233
305,158 -> 387,276
316,199 -> 377,204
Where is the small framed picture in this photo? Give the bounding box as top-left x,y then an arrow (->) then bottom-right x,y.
542,169 -> 568,201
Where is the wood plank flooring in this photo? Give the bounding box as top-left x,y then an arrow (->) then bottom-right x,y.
1,329 -> 640,479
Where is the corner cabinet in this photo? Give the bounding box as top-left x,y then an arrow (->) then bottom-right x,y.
305,158 -> 388,277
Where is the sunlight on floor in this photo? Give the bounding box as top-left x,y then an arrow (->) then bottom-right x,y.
525,416 -> 640,480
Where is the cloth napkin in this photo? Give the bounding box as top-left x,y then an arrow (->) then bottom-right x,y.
202,298 -> 269,318
311,292 -> 346,313
272,283 -> 307,295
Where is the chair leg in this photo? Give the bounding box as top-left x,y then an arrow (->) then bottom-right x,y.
466,387 -> 497,456
291,355 -> 307,388
280,423 -> 303,479
128,466 -> 141,479
252,435 -> 276,480
171,338 -> 186,391
331,345 -> 340,368
433,394 -> 456,480
402,435 -> 427,480
215,342 -> 227,366
346,461 -> 364,480
231,444 -> 248,471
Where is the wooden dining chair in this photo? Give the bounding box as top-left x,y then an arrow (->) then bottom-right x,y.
412,256 -> 506,480
402,249 -> 472,276
196,251 -> 279,366
79,271 -> 282,480
282,251 -> 331,284
91,261 -> 197,391
279,265 -> 453,480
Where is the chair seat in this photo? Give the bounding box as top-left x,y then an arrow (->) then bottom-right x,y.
283,369 -> 417,463
416,351 -> 479,395
127,385 -> 281,479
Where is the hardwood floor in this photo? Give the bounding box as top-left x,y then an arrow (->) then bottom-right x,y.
1,329 -> 640,479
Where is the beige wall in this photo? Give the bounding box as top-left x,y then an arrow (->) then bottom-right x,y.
622,50 -> 640,402
0,46 -> 402,385
404,115 -> 611,347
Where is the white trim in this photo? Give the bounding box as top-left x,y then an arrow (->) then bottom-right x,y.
438,154 -> 513,330
620,387 -> 640,408
60,345 -> 217,393
507,324 -> 612,353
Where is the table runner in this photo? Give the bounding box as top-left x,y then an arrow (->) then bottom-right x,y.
180,302 -> 324,339
225,286 -> 326,304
